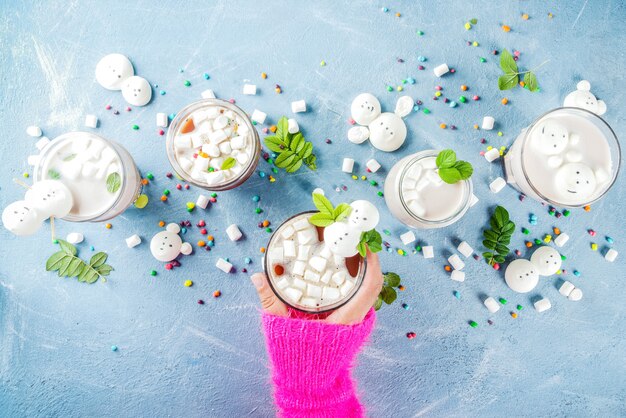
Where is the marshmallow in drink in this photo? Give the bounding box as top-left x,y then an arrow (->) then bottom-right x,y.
25,180 -> 74,218
242,84 -> 257,95
563,80 -> 607,116
433,63 -> 449,77
251,109 -> 267,124
505,259 -> 539,293
320,270 -> 332,284
156,113 -> 169,128
422,245 -> 434,259
450,270 -> 465,282
281,226 -> 295,239
95,53 -> 134,90
482,116 -> 495,130
534,298 -> 552,313
457,241 -> 473,258
196,194 -> 209,209
287,118 -> 299,134
342,158 -> 355,173
568,287 -> 583,301
216,258 -> 233,273
448,254 -> 465,271
292,277 -> 307,290
283,240 -> 296,258
332,271 -> 347,286
291,100 -> 307,113
323,222 -> 360,257
483,297 -> 500,313
292,260 -> 306,276
605,248 -> 618,262
530,246 -> 562,276
559,281 -> 575,297
276,278 -> 290,290
347,200 -> 380,231
26,125 -> 42,137
2,201 -> 43,236
66,232 -> 84,244
347,126 -> 370,144
554,233 -> 569,247
304,270 -> 320,283
484,148 -> 501,162
366,159 -> 381,173
309,256 -> 327,272
121,76 -> 152,107
226,224 -> 243,241
284,287 -> 303,302
400,231 -> 416,245
490,177 -> 506,193
85,115 -> 98,128
322,286 -> 340,301
201,89 -> 216,99
125,234 -> 141,248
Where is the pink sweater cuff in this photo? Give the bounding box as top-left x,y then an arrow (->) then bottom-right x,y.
262,309 -> 376,418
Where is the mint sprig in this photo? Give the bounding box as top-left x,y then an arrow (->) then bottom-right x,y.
482,206 -> 515,266
374,272 -> 402,310
309,193 -> 352,227
264,116 -> 317,173
106,172 -> 121,193
357,229 -> 382,257
46,240 -> 113,283
497,49 -> 546,92
436,149 -> 473,184
221,157 -> 236,170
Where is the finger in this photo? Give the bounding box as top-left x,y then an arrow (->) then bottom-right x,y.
251,273 -> 289,317
326,250 -> 384,325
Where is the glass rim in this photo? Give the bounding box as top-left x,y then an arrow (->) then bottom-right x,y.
519,106 -> 621,208
165,98 -> 261,191
263,210 -> 367,314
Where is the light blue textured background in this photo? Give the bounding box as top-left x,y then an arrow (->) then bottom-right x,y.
1,1 -> 625,417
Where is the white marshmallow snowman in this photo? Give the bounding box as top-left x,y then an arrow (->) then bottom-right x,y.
121,76 -> 152,107
563,80 -> 607,116
347,200 -> 380,232
555,162 -> 597,201
25,180 -> 74,219
504,259 -> 539,293
150,223 -> 192,262
530,246 -> 562,276
323,221 -> 361,258
2,200 -> 44,236
533,121 -> 569,156
95,53 -> 135,90
348,93 -> 412,152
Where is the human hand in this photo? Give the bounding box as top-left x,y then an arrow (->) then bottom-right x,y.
250,250 -> 383,325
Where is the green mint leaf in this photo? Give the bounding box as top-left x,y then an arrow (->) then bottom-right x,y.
57,257 -> 74,277
263,136 -> 284,153
365,229 -> 383,253
275,150 -> 296,168
494,206 -> 510,228
66,258 -> 84,277
285,158 -> 303,173
494,255 -> 506,264
357,241 -> 367,258
308,213 -> 335,227
299,142 -> 313,159
83,269 -> 99,284
89,252 -> 108,268
524,71 -> 539,92
501,221 -> 515,234
483,239 -> 497,250
500,49 -> 518,74
46,251 -> 69,271
220,157 -> 236,170
438,167 -> 463,184
498,73 -> 519,90
276,116 -> 289,140
290,133 -> 304,154
453,161 -> 473,180
374,295 -> 383,311
381,286 -> 397,305
495,244 -> 510,255
482,251 -> 493,259
312,193 -> 334,215
47,169 -> 61,180
436,149 -> 456,169
333,203 -> 352,222
384,272 -> 401,288
97,264 -> 114,276
304,154 -> 317,171
106,172 -> 122,194
483,230 -> 498,241
58,239 -> 77,256
489,217 -> 501,233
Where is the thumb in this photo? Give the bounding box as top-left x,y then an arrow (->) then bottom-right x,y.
250,273 -> 288,317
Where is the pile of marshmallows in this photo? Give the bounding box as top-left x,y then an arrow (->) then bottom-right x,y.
95,53 -> 152,107
2,180 -> 73,236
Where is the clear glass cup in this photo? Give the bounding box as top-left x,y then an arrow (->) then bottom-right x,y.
33,131 -> 142,222
263,211 -> 367,314
166,99 -> 261,191
384,150 -> 474,229
504,107 -> 620,207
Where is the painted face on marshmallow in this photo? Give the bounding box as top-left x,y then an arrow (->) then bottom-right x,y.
2,201 -> 43,236
504,259 -> 539,293
323,221 -> 361,258
351,93 -> 381,125
369,113 -> 407,152
347,200 -> 380,232
121,76 -> 152,107
530,246 -> 562,276
534,121 -> 568,155
25,180 -> 74,218
150,223 -> 184,262
95,53 -> 134,90
555,162 -> 597,200
563,81 -> 607,115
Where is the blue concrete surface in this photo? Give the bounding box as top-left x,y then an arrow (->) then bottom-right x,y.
1,1 -> 625,417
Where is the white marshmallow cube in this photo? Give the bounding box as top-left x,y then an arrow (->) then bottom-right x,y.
482,116 -> 495,130
292,261 -> 306,276
301,298 -> 317,308
84,114 -> 98,128
605,248 -> 618,262
490,177 -> 506,193
320,270 -> 332,284
448,254 -> 465,270
332,271 -> 346,285
400,231 -> 416,245
156,113 -> 169,128
307,284 -> 322,298
66,232 -> 84,244
287,118 -> 299,134
292,277 -> 307,290
26,126 -> 42,137
366,159 -> 381,173
196,194 -> 209,209
297,228 -> 318,245
450,270 -> 465,282
293,218 -> 311,231
422,245 -> 434,259
226,224 -> 243,241
534,298 -> 552,312
484,148 -> 501,162
342,158 -> 355,173
297,245 -> 313,261
291,100 -> 307,113
201,89 -> 216,99
242,84 -> 257,95
457,241 -> 473,258
251,109 -> 267,124
309,256 -> 327,272
125,234 -> 141,248
568,288 -> 583,301
276,278 -> 290,290
283,240 -> 296,258
322,287 -> 340,301
559,281 -> 575,297
216,258 -> 233,273
483,297 -> 500,313
284,287 -> 303,302
433,64 -> 449,77
340,280 -> 355,297
554,233 -> 570,247
304,270 -> 320,283
281,226 -> 295,240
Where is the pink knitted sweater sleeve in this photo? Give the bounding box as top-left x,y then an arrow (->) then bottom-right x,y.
262,309 -> 376,418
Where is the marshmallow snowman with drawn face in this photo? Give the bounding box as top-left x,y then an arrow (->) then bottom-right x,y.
563,80 -> 607,116
150,223 -> 193,262
324,199 -> 380,258
95,53 -> 152,107
504,245 -> 562,293
347,94 -> 413,152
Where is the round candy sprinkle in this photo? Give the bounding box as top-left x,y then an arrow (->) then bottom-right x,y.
213,290 -> 221,298
184,80 -> 191,87
184,280 -> 193,287
511,312 -> 518,318
406,332 -> 416,339
111,345 -> 118,352
499,297 -> 507,305
132,124 -> 139,130
198,300 -> 205,305
150,270 -> 157,276
105,223 -> 112,229
469,321 -> 478,328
